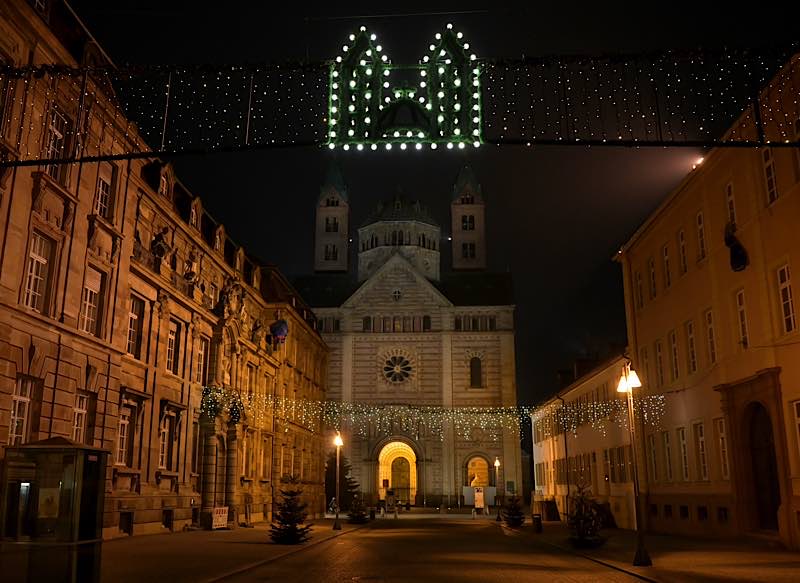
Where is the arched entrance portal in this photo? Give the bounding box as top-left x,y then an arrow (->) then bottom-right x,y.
749,403 -> 780,530
378,441 -> 417,505
466,456 -> 490,486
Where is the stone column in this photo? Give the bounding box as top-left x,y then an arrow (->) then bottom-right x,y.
199,421 -> 218,528
225,422 -> 240,526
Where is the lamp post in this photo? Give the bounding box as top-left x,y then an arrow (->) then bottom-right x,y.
333,431 -> 343,530
617,362 -> 652,567
494,457 -> 502,522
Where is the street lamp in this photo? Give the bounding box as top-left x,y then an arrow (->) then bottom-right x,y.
494,457 -> 502,522
333,431 -> 343,530
617,362 -> 652,567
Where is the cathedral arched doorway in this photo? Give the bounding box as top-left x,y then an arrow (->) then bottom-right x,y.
466,456 -> 490,487
748,402 -> 780,530
378,441 -> 417,505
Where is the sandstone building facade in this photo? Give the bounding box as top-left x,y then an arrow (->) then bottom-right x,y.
0,0 -> 326,539
296,165 -> 523,508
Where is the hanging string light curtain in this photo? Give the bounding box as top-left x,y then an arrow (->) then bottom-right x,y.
1,43 -> 798,167
199,387 -> 666,442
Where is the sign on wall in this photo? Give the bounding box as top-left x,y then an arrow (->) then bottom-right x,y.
327,24 -> 482,151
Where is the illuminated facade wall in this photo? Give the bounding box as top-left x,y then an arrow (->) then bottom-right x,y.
618,55 -> 800,549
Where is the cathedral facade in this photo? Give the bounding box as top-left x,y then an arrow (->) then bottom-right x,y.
296,165 -> 523,508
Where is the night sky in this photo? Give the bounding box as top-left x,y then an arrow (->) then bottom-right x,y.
70,2 -> 799,404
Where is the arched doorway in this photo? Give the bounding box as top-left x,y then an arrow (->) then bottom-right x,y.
377,441 -> 417,505
749,403 -> 780,530
466,456 -> 490,487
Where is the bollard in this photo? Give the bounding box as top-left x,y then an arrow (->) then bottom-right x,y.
369,508 -> 376,520
532,513 -> 543,533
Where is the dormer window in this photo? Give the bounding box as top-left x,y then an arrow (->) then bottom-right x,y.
190,206 -> 198,228
159,174 -> 169,197
461,194 -> 474,204
214,231 -> 222,251
394,200 -> 402,210
326,197 -> 339,207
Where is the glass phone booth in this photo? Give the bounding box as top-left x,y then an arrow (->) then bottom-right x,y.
0,437 -> 108,583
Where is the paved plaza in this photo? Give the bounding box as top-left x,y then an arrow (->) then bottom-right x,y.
100,515 -> 800,582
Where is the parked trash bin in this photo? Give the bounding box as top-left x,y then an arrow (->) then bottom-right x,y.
532,513 -> 543,533
369,508 -> 376,520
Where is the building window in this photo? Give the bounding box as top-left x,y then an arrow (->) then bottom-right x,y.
469,357 -> 482,388
735,289 -> 749,349
261,436 -> 271,480
716,418 -> 730,480
423,315 -> 431,331
325,216 -> 339,232
639,346 -> 649,386
324,244 -> 338,261
635,271 -> 644,309
191,421 -> 200,474
9,377 -> 35,445
662,245 -> 671,288
763,148 -> 778,204
116,406 -> 133,466
127,296 -> 145,359
648,257 -> 657,299
362,316 -> 372,332
462,242 -> 476,259
167,320 -> 181,375
647,433 -> 658,482
696,212 -> 707,261
94,162 -> 115,219
78,267 -> 104,336
158,415 -> 174,470
725,183 -> 736,226
44,108 -> 70,183
247,363 -> 257,402
655,339 -> 665,387
662,430 -> 673,481
23,231 -> 54,314
616,446 -> 627,482
777,264 -> 796,334
685,320 -> 697,374
190,206 -> 198,228
678,229 -> 688,275
0,66 -> 12,137
677,427 -> 689,481
693,422 -> 708,481
244,430 -> 255,478
159,174 -> 169,197
704,309 -> 717,364
668,330 -> 679,381
462,215 -> 475,231
197,337 -> 210,384
72,392 -> 89,443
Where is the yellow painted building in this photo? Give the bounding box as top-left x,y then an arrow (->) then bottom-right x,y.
617,55 -> 800,548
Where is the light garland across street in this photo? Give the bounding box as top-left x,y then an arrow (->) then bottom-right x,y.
200,387 -> 666,442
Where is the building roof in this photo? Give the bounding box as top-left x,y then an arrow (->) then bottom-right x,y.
360,191 -> 439,228
293,273 -> 360,308
293,270 -> 514,308
319,160 -> 348,202
452,165 -> 482,200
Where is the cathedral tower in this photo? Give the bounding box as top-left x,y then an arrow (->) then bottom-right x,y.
450,166 -> 487,270
314,162 -> 350,272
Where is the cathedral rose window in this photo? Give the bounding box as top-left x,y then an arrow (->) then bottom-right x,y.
383,354 -> 412,383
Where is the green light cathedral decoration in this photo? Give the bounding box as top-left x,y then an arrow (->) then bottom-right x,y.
327,23 -> 482,151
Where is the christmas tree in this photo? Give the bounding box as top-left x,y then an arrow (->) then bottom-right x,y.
347,493 -> 369,524
503,495 -> 526,528
270,476 -> 312,544
567,482 -> 605,548
324,450 -> 360,512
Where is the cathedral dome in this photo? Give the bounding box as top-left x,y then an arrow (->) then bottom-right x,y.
361,193 -> 438,228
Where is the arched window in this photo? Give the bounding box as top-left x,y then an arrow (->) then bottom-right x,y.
392,231 -> 398,245
422,316 -> 431,331
466,456 -> 489,487
362,316 -> 372,332
470,357 -> 482,388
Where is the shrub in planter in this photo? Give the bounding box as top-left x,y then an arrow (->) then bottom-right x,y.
567,482 -> 606,548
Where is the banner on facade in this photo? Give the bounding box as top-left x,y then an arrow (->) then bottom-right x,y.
212,506 -> 228,529
474,487 -> 484,509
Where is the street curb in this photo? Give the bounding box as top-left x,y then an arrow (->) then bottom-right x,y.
202,523 -> 369,583
496,522 -> 660,583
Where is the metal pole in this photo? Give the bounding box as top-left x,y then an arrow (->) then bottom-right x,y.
333,444 -> 342,530
627,386 -> 651,566
495,465 -> 501,522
